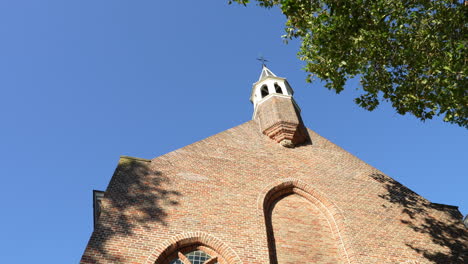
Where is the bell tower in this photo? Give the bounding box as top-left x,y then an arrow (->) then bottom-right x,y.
250,65 -> 308,147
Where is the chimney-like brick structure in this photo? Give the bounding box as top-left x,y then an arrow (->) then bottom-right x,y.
254,96 -> 308,147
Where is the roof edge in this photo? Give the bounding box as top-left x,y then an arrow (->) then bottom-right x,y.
120,155 -> 151,162
430,202 -> 459,210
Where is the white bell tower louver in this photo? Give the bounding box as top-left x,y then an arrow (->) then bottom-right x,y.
250,65 -> 298,118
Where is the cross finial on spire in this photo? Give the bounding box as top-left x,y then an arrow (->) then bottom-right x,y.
257,56 -> 268,67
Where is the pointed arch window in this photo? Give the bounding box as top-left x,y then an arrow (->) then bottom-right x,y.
261,180 -> 346,263
274,83 -> 282,94
261,85 -> 269,98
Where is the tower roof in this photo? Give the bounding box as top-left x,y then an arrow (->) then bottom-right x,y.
258,65 -> 277,81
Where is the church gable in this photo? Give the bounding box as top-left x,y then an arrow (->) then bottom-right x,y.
81,66 -> 467,264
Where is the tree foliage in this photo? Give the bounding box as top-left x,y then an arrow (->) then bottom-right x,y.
230,0 -> 467,127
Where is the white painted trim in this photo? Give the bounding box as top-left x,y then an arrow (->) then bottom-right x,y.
250,76 -> 287,102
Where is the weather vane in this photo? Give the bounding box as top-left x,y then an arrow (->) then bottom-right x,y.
257,56 -> 268,67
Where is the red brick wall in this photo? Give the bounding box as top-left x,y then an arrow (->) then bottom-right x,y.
80,120 -> 468,264
255,96 -> 308,146
269,193 -> 340,263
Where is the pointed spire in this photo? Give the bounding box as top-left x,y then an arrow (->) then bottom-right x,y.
258,65 -> 277,81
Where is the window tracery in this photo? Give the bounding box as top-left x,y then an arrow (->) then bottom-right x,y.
154,233 -> 238,264
166,247 -> 222,264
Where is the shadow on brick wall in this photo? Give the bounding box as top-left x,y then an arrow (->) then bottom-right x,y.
81,159 -> 181,263
371,173 -> 467,264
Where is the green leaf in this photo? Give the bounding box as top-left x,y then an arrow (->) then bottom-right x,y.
230,0 -> 468,128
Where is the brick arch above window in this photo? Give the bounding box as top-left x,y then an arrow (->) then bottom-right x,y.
257,178 -> 357,264
166,245 -> 221,264
146,231 -> 242,264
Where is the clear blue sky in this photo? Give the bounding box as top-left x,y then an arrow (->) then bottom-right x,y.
0,1 -> 466,263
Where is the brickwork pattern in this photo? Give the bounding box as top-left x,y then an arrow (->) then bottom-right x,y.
81,121 -> 468,264
260,179 -> 353,263
150,231 -> 242,264
255,96 -> 307,146
270,194 -> 340,263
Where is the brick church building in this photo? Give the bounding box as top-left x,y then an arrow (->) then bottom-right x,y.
81,66 -> 467,264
